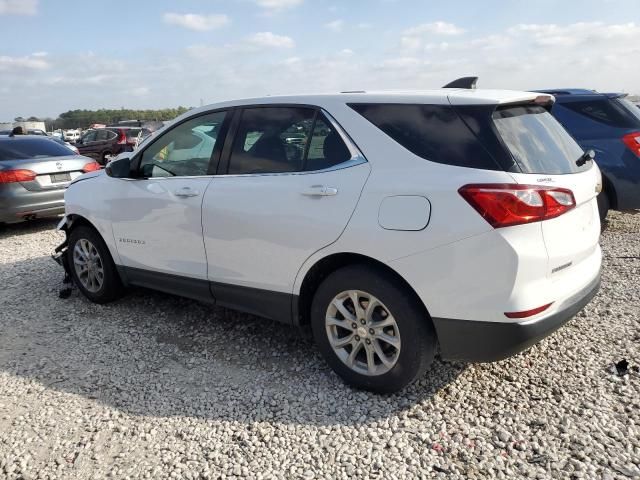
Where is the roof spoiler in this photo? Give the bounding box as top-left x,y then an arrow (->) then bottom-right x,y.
443,76 -> 478,89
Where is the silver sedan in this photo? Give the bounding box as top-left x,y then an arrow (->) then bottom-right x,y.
0,135 -> 100,224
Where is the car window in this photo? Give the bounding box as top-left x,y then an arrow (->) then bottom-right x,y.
493,105 -> 588,175
561,98 -> 640,129
228,107 -> 315,175
96,130 -> 111,141
126,128 -> 142,140
139,111 -> 227,178
0,138 -> 75,161
350,103 -> 501,170
304,114 -> 352,171
81,131 -> 97,142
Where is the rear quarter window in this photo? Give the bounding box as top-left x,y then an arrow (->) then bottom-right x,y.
493,105 -> 588,175
349,103 -> 501,170
560,98 -> 640,129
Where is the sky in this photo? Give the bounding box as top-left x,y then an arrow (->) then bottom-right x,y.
1,0 -> 639,120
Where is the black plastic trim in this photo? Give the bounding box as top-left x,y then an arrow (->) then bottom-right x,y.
433,272 -> 601,362
122,267 -> 215,304
117,267 -> 296,324
211,281 -> 296,324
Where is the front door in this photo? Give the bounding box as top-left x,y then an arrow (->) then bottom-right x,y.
110,110 -> 229,290
201,107 -> 370,318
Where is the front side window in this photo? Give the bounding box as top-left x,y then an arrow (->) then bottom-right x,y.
139,111 -> 227,177
228,107 -> 315,174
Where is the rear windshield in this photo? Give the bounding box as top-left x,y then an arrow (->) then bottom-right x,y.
349,103 -> 500,170
561,98 -> 640,129
0,138 -> 75,161
493,105 -> 588,175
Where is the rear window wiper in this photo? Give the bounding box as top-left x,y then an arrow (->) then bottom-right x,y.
576,149 -> 595,167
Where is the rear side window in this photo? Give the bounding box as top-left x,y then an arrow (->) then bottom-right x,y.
493,106 -> 587,174
561,98 -> 640,129
228,107 -> 315,174
349,103 -> 500,170
0,138 -> 74,161
304,114 -> 352,171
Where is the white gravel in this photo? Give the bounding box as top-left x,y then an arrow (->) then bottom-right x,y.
0,212 -> 638,479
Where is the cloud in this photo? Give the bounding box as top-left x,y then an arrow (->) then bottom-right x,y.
0,0 -> 37,15
246,32 -> 295,48
254,0 -> 302,11
404,21 -> 466,36
162,13 -> 230,31
0,54 -> 49,71
325,19 -> 344,32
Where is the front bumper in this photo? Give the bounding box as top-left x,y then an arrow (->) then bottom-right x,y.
433,271 -> 601,362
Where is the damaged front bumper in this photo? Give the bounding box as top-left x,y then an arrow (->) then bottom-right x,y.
52,216 -> 71,277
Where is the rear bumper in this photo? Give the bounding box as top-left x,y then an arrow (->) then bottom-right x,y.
433,270 -> 601,362
0,184 -> 65,223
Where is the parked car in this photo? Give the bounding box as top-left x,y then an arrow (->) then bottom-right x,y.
76,127 -> 150,165
48,135 -> 80,155
535,89 -> 640,220
0,136 -> 99,224
64,130 -> 82,143
54,88 -> 602,392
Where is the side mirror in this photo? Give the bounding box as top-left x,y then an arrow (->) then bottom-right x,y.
105,156 -> 133,178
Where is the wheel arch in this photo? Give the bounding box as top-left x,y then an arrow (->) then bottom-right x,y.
295,252 -> 431,327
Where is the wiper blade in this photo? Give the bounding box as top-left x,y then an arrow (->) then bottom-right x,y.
576,149 -> 595,167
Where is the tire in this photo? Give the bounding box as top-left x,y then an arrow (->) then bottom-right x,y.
310,264 -> 436,393
597,191 -> 610,228
67,225 -> 124,303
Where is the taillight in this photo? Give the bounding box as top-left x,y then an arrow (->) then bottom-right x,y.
0,169 -> 37,184
82,162 -> 101,173
117,130 -> 127,145
459,184 -> 576,228
622,132 -> 640,157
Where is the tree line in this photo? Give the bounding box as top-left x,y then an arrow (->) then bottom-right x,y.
14,107 -> 191,130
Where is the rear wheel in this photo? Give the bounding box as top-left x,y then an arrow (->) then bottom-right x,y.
311,265 -> 436,393
67,226 -> 124,303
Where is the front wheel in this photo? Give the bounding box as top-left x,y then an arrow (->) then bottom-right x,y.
310,265 -> 436,393
67,226 -> 124,303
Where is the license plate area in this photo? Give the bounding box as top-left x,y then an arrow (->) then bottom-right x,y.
50,173 -> 71,183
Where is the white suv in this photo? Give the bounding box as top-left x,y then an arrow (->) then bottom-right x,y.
54,87 -> 602,393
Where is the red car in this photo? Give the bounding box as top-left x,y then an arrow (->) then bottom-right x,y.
76,127 -> 150,165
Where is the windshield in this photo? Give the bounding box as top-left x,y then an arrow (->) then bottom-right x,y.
0,138 -> 76,161
493,105 -> 589,175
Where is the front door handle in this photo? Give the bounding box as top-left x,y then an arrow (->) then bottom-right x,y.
174,187 -> 200,198
301,185 -> 338,197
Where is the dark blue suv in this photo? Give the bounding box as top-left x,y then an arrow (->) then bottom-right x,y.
536,89 -> 640,220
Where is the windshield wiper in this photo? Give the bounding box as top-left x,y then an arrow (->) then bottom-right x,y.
576,149 -> 595,167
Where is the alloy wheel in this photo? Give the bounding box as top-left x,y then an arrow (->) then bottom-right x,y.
73,238 -> 104,293
325,290 -> 401,376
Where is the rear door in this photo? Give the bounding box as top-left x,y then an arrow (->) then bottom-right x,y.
202,106 -> 370,299
492,104 -> 601,275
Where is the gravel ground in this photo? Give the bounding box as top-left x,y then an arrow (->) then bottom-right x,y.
0,212 -> 638,480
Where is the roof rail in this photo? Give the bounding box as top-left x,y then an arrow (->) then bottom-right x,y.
443,77 -> 478,89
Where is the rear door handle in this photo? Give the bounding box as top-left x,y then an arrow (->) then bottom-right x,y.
174,187 -> 200,198
301,185 -> 338,197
